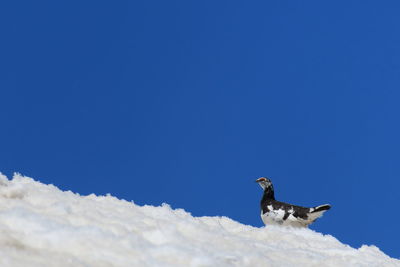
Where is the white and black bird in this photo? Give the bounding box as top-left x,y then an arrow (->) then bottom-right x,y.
256,177 -> 331,227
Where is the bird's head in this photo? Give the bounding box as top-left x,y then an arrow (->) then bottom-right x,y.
255,177 -> 273,191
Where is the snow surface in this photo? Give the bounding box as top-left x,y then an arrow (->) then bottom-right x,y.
0,173 -> 398,267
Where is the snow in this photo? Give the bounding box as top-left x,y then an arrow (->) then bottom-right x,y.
0,173 -> 398,267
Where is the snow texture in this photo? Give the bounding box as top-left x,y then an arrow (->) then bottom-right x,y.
0,173 -> 398,267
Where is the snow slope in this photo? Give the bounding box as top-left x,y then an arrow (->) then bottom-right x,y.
0,173 -> 398,267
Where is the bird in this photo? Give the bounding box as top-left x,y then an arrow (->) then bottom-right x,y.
255,177 -> 331,227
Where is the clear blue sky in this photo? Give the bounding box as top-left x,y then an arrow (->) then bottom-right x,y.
2,1 -> 399,258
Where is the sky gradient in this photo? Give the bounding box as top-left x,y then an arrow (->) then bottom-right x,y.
2,1 -> 400,258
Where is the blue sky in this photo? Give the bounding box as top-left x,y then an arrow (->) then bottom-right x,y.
2,1 -> 400,258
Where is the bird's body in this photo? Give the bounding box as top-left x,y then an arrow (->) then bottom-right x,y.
256,177 -> 331,227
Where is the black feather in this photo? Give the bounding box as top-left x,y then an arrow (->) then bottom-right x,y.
311,204 -> 331,213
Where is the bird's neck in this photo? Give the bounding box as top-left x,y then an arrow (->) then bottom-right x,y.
262,188 -> 275,201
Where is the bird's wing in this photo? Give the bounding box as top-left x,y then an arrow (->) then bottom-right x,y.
262,201 -> 310,220
262,201 -> 330,226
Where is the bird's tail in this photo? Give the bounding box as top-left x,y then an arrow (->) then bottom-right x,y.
311,204 -> 331,213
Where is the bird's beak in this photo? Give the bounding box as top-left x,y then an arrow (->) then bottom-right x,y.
255,178 -> 263,183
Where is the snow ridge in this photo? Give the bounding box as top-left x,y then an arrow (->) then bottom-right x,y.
0,173 -> 398,267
